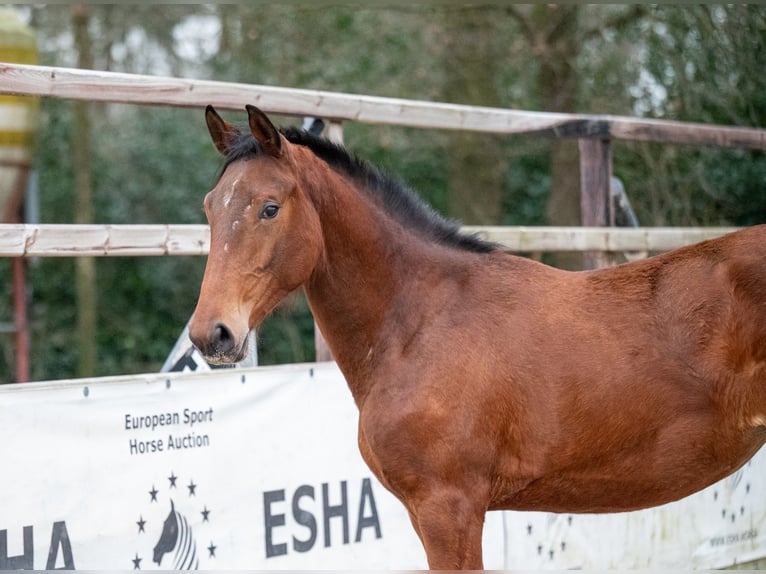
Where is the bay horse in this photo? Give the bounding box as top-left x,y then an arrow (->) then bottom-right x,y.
188,105 -> 766,569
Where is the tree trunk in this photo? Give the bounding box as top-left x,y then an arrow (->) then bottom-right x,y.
535,5 -> 583,269
443,8 -> 506,225
72,5 -> 97,377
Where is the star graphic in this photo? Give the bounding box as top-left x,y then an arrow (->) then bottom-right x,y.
149,485 -> 158,502
132,553 -> 142,569
168,472 -> 178,488
136,516 -> 146,533
201,506 -> 211,522
208,541 -> 217,558
188,480 -> 197,496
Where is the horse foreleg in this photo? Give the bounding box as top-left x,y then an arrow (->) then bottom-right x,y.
407,487 -> 486,570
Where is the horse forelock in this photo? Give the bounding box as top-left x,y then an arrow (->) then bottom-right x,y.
217,130 -> 262,180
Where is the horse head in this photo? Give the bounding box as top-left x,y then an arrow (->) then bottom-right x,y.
153,500 -> 178,566
189,105 -> 323,365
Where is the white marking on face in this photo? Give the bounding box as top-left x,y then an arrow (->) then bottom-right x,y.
223,178 -> 240,208
231,220 -> 240,231
224,242 -> 229,252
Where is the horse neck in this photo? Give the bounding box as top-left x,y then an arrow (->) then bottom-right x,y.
298,155 -> 450,401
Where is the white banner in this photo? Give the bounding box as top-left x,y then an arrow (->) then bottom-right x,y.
0,362 -> 764,570
0,363 -> 434,570
501,452 -> 766,569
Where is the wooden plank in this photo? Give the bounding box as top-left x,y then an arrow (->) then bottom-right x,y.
0,63 -> 573,134
0,224 -> 25,256
579,138 -> 612,228
463,226 -> 740,253
1,63 -> 764,149
0,224 -> 739,257
607,116 -> 766,150
0,224 -> 209,257
579,138 -> 613,269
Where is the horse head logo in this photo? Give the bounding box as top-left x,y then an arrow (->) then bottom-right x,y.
153,499 -> 199,570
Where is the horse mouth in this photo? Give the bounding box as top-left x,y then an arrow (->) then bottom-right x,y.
188,316 -> 252,366
202,337 -> 248,366
152,549 -> 164,566
191,326 -> 250,366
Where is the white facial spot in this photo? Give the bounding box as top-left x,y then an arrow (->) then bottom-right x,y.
224,242 -> 229,253
223,178 -> 240,208
231,220 -> 240,231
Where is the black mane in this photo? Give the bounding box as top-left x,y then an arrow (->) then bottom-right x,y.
221,127 -> 498,254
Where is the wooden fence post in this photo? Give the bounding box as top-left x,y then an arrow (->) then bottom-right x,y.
579,137 -> 614,269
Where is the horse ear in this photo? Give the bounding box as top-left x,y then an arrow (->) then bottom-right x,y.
205,105 -> 239,156
246,104 -> 282,158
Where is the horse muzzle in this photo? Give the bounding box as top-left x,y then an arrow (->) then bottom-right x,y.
189,321 -> 249,365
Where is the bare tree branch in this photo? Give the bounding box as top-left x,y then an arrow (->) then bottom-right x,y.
582,5 -> 649,44
544,5 -> 578,44
505,5 -> 536,45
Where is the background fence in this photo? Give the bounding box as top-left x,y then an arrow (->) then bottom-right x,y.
2,62 -> 763,255
0,61 -> 765,371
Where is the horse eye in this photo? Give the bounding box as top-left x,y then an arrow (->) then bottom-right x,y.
259,203 -> 280,220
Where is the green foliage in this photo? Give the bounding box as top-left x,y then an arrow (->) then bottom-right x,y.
615,5 -> 766,227
0,259 -> 17,380
502,139 -> 551,226
85,106 -> 214,377
7,101 -> 215,382
257,294 -> 315,366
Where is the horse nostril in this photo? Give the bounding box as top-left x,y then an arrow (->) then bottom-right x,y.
211,323 -> 235,354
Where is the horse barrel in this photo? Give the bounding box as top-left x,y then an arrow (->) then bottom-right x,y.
0,7 -> 38,223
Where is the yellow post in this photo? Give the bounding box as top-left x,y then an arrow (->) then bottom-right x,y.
0,6 -> 38,222
0,7 -> 38,383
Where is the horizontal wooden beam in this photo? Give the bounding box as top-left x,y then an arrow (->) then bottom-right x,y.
466,226 -> 740,253
0,224 -> 740,258
0,224 -> 209,257
1,63 -> 764,149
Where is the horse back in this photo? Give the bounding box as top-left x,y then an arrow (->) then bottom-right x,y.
567,224 -> 766,397
477,225 -> 766,511
640,225 -> 765,365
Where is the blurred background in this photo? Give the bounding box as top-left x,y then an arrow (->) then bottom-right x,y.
0,4 -> 764,382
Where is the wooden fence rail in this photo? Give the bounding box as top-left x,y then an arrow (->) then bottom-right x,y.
0,224 -> 209,257
1,63 -> 765,149
0,224 -> 740,258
